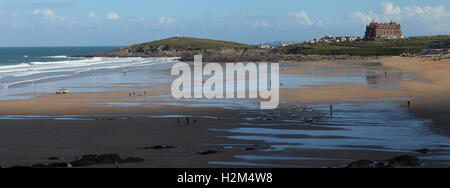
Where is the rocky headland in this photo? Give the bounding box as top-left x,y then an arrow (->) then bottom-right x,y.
85,37 -> 379,62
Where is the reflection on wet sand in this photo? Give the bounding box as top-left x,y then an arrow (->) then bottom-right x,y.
205,62 -> 450,167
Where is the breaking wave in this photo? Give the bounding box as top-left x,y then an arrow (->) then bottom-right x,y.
0,57 -> 179,88
43,55 -> 70,58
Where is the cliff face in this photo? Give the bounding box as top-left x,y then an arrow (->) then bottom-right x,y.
88,46 -> 377,62
89,46 -> 280,62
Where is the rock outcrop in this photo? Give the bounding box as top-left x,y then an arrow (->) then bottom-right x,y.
85,37 -> 379,62
345,155 -> 421,168
88,47 -> 378,62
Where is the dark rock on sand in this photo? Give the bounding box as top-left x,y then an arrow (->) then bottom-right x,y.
143,145 -> 176,150
197,150 -> 219,155
80,154 -> 99,161
95,154 -> 123,164
71,154 -> 144,167
49,163 -> 69,168
416,148 -> 432,154
32,164 -> 51,168
387,155 -> 420,167
346,155 -> 420,168
4,153 -> 145,168
375,162 -> 388,168
94,118 -> 115,121
346,160 -> 376,168
71,155 -> 99,167
48,157 -> 62,161
10,165 -> 33,169
121,157 -> 145,163
8,163 -> 51,168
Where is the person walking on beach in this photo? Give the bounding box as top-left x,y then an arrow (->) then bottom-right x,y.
330,105 -> 333,118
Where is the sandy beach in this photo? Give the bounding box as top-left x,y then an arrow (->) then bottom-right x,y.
0,56 -> 449,168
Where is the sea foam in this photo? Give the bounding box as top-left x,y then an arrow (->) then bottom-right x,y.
0,57 -> 178,88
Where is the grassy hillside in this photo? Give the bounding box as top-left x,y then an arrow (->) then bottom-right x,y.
135,37 -> 254,50
281,35 -> 450,56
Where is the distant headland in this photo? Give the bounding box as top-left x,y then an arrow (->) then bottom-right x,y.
86,34 -> 450,62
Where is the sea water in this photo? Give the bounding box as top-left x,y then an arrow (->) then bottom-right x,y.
0,47 -> 179,100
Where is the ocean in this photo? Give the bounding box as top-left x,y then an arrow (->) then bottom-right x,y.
0,47 -> 117,66
0,47 -> 178,90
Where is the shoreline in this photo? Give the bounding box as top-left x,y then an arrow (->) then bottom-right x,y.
83,53 -> 381,63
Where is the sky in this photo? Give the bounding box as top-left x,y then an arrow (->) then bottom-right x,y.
0,0 -> 449,47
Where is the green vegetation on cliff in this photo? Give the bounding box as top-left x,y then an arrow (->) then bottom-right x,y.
91,35 -> 449,61
90,37 -> 260,61
280,35 -> 450,56
135,37 -> 254,50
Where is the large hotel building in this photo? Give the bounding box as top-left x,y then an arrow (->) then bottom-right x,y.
364,21 -> 403,40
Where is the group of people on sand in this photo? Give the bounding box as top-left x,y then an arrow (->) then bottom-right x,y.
123,71 -> 149,97
177,117 -> 197,125
129,91 -> 147,97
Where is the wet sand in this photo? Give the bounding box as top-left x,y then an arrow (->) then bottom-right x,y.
0,56 -> 449,168
283,57 -> 450,135
382,57 -> 450,136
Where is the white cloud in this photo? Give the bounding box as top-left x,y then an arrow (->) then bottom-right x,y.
157,16 -> 175,25
32,8 -> 67,22
88,12 -> 98,20
349,2 -> 450,35
106,12 -> 120,20
290,11 -> 330,27
291,11 -> 315,25
349,11 -> 378,24
403,6 -> 450,20
33,8 -> 55,17
382,2 -> 401,15
350,2 -> 450,22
